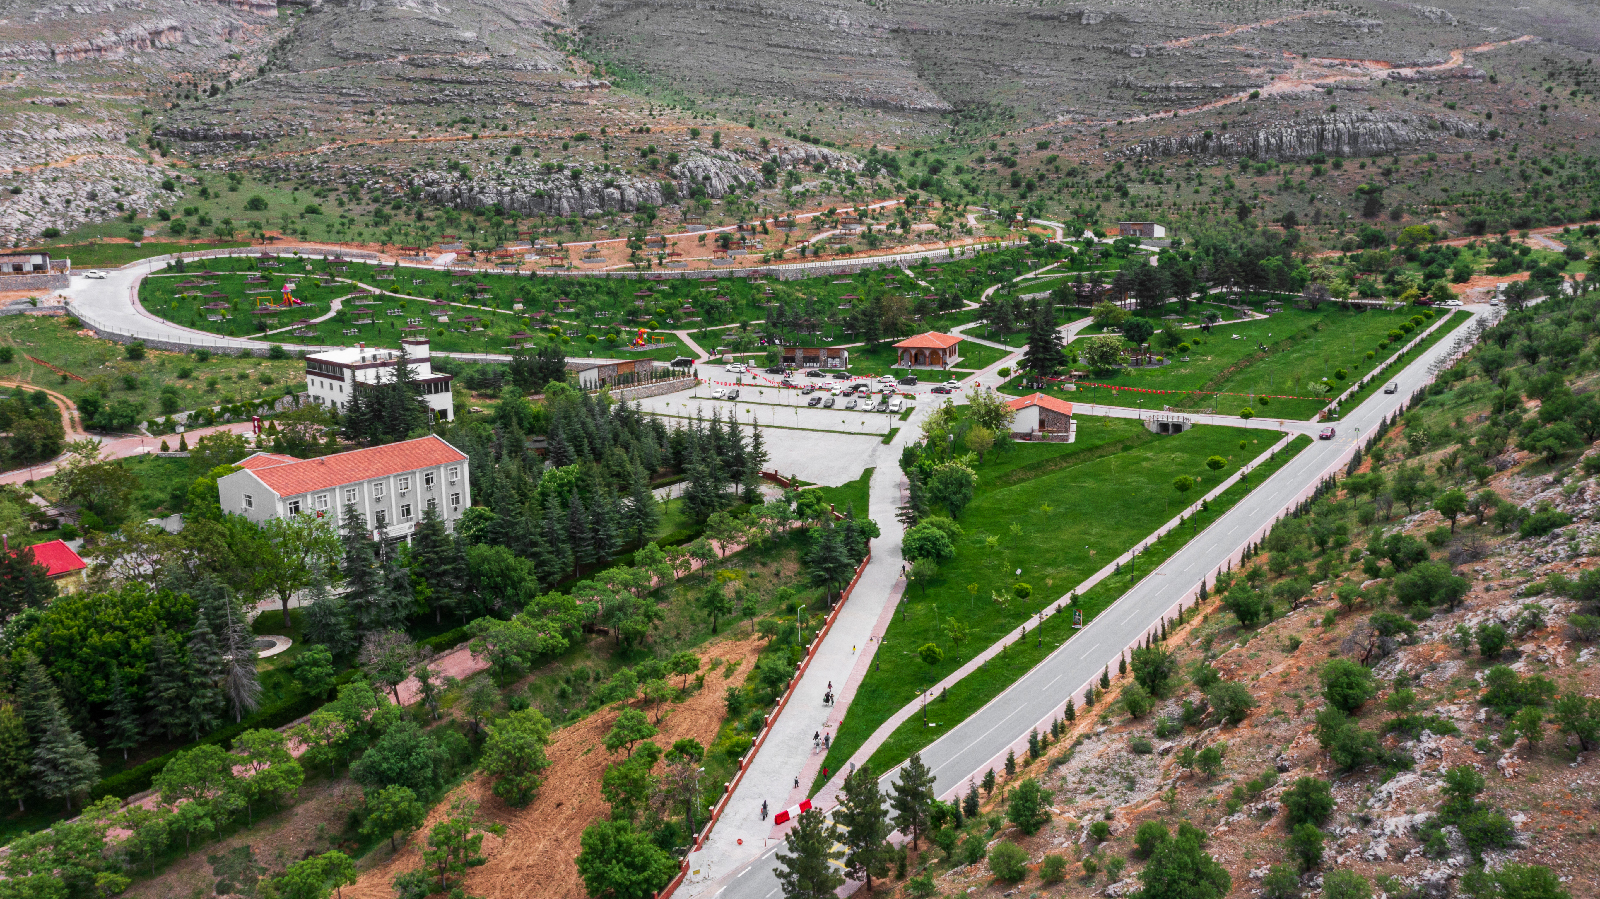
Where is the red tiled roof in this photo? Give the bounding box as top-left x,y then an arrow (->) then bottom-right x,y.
17,539 -> 86,578
1006,393 -> 1074,417
235,452 -> 300,471
893,332 -> 963,350
244,436 -> 467,497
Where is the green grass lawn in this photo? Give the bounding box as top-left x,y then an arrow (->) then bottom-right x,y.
1335,310 -> 1470,415
0,314 -> 305,424
839,433 -> 1314,782
818,419 -> 1261,777
1066,305 -> 1436,419
34,240 -> 250,270
948,341 -> 1016,372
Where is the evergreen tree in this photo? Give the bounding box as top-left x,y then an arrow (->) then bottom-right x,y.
897,470 -> 929,528
538,497 -> 573,589
304,575 -> 356,656
340,504 -> 386,634
186,610 -> 226,740
0,704 -> 31,812
17,653 -> 58,740
962,781 -> 980,820
0,542 -> 55,620
106,667 -> 141,761
30,687 -> 97,811
835,763 -> 893,890
775,809 -> 844,899
744,425 -> 770,503
1022,301 -> 1066,381
566,495 -> 595,578
590,492 -> 620,565
146,629 -> 189,740
889,753 -> 936,850
410,507 -> 467,624
376,525 -> 416,632
219,599 -> 263,723
621,464 -> 662,548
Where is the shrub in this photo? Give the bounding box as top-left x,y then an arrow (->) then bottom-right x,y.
1476,622 -> 1509,658
1005,778 -> 1052,835
987,840 -> 1029,882
1038,854 -> 1067,884
1323,870 -> 1373,899
1320,659 -> 1377,713
1128,734 -> 1153,754
1207,679 -> 1257,725
1088,820 -> 1111,841
1261,864 -> 1300,899
1281,777 -> 1335,827
1121,683 -> 1154,719
1287,823 -> 1324,872
1133,821 -> 1169,858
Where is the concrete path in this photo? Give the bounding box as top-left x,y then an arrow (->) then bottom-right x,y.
690,306 -> 1487,899
258,295 -> 347,336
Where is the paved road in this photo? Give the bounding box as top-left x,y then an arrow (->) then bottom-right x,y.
686,306 -> 1485,899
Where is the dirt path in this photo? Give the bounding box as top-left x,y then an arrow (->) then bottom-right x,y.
344,634 -> 766,899
0,378 -> 87,439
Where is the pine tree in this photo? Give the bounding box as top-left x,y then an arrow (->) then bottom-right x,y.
30,689 -> 97,811
17,653 -> 58,740
1119,651 -> 1128,676
219,599 -> 263,723
0,704 -> 31,812
304,575 -> 356,656
963,781 -> 980,819
146,630 -> 189,740
567,495 -> 595,578
377,529 -> 416,633
775,808 -> 843,899
1101,666 -> 1111,689
0,543 -> 55,621
340,504 -> 386,635
1004,749 -> 1016,776
106,668 -> 141,761
744,425 -> 770,503
834,763 -> 893,891
897,470 -> 929,528
889,753 -> 936,850
621,464 -> 661,548
1021,300 -> 1066,381
411,506 -> 467,624
590,493 -> 620,567
186,611 -> 226,739
1064,697 -> 1076,722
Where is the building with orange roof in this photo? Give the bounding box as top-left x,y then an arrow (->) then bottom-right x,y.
893,332 -> 963,370
216,435 -> 471,540
1005,393 -> 1075,442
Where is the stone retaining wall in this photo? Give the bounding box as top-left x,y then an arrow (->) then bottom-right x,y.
603,376 -> 696,402
0,272 -> 68,291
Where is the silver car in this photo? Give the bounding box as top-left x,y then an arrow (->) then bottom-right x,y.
845,397 -> 858,410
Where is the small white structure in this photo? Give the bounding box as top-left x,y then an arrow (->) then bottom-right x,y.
1006,393 -> 1075,442
1117,222 -> 1167,239
217,435 -> 471,540
304,337 -> 454,421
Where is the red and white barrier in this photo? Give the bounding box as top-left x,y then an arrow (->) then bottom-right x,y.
771,798 -> 814,826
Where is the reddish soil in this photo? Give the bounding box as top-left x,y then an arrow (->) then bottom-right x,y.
344,634 -> 766,899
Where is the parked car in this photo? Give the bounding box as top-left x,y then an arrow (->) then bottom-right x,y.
1383,382 -> 1398,394
806,369 -> 825,377
1319,426 -> 1336,440
831,371 -> 852,379
823,396 -> 836,408
878,375 -> 897,384
876,398 -> 891,412
726,388 -> 740,400
711,387 -> 726,399
781,378 -> 796,387
898,375 -> 918,386
931,385 -> 953,394
845,397 -> 858,410
807,396 -> 822,406
726,363 -> 747,374
801,386 -> 815,394
766,366 -> 785,375
83,270 -> 106,280
888,397 -> 904,413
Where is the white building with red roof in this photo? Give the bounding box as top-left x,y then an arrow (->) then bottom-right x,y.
893,332 -> 963,369
216,435 -> 471,539
1005,393 -> 1075,442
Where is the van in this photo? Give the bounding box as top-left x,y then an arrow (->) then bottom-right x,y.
888,397 -> 903,413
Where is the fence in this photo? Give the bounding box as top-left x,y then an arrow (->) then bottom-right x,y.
655,551 -> 872,899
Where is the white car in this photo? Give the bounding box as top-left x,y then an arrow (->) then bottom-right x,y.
878,375 -> 897,384
726,363 -> 746,374
83,270 -> 106,279
711,387 -> 726,399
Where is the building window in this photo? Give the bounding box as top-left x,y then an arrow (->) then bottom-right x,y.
244,494 -> 254,509
287,499 -> 301,515
375,509 -> 387,527
401,503 -> 412,521
398,475 -> 411,491
450,492 -> 461,511
373,481 -> 386,498
427,497 -> 437,512
448,466 -> 460,482
424,471 -> 435,488
345,487 -> 358,504
316,493 -> 329,511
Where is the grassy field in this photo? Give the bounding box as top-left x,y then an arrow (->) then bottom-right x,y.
0,314 -> 305,423
31,240 -> 250,270
135,245 -> 1059,355
1061,304 -> 1435,419
841,433 -> 1314,781
818,419 -> 1261,777
1335,310 -> 1470,414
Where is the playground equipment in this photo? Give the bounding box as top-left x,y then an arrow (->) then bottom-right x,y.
630,327 -> 649,348
257,282 -> 307,310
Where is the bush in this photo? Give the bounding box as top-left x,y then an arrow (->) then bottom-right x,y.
1281,777 -> 1335,827
1286,823 -> 1324,872
1519,508 -> 1571,539
1128,734 -> 1153,754
1207,679 -> 1257,726
1038,854 -> 1067,884
1088,820 -> 1111,841
1121,682 -> 1154,718
987,840 -> 1029,882
1323,870 -> 1373,899
1261,864 -> 1300,899
1133,821 -> 1169,858
1320,659 -> 1378,713
1005,778 -> 1052,835
1477,622 -> 1509,658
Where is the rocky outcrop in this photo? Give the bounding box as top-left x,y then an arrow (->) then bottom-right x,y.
416,168 -> 669,218
48,21 -> 187,63
157,122 -> 291,144
1120,113 -> 1486,161
670,151 -> 757,199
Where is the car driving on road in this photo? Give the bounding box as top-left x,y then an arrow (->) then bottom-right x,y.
1319,426 -> 1336,440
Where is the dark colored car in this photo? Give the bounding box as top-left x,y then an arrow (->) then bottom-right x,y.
931,385 -> 953,394
765,366 -> 785,375
807,396 -> 822,406
898,375 -> 918,386
807,369 -> 825,377
831,371 -> 851,379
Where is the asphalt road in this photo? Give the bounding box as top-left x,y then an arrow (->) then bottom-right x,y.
690,307 -> 1484,899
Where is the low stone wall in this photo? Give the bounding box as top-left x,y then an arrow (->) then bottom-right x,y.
0,272 -> 68,291
0,305 -> 66,317
604,376 -> 695,402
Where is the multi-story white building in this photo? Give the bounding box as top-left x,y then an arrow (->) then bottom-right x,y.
304,337 -> 455,421
217,435 -> 472,540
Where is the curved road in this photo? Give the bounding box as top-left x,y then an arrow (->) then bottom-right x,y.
684,305 -> 1486,899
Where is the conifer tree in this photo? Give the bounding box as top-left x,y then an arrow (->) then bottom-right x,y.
30,687 -> 97,811
835,763 -> 893,891
410,506 -> 466,624
186,611 -> 226,739
17,653 -> 58,740
889,753 -> 936,850
146,629 -> 189,740
897,470 -> 929,528
340,504 -> 386,634
963,781 -> 980,819
0,704 -> 31,812
621,464 -> 662,548
775,808 -> 843,899
106,667 -> 141,761
1101,666 -> 1111,689
220,599 -> 263,723
304,575 -> 356,656
1064,696 -> 1076,722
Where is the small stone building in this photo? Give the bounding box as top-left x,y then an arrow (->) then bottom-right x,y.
781,347 -> 849,369
1007,393 -> 1075,442
894,332 -> 963,369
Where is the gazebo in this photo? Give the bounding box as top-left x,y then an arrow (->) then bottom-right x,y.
893,332 -> 964,369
